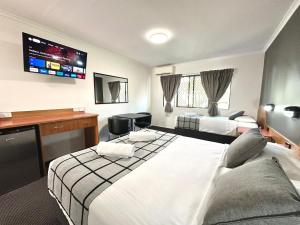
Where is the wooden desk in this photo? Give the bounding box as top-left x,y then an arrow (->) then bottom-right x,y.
0,109 -> 99,175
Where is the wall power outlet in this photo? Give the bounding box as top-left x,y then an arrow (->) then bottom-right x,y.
73,107 -> 85,112
0,112 -> 12,118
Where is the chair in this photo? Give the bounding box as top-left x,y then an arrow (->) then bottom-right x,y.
134,112 -> 152,129
108,117 -> 130,140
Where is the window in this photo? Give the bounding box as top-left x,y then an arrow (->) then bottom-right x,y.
218,84 -> 231,109
176,76 -> 208,108
175,75 -> 231,109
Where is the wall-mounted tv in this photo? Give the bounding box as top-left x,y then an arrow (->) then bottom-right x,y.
22,32 -> 87,79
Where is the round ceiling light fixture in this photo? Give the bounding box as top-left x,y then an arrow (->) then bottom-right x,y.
146,29 -> 172,44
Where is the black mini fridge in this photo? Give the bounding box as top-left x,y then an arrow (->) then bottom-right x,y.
0,126 -> 42,195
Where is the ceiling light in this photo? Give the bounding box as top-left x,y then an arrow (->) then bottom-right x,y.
146,29 -> 172,44
150,33 -> 169,44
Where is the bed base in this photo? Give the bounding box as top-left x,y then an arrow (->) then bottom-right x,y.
149,126 -> 236,144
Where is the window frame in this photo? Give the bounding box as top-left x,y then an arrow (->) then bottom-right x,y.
175,75 -> 208,109
171,74 -> 231,110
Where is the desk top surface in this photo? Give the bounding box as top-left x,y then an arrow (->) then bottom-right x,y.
115,113 -> 149,119
0,112 -> 98,129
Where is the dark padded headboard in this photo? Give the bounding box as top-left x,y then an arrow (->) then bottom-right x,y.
259,7 -> 300,146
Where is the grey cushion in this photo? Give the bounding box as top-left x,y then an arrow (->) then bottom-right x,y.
226,128 -> 266,168
203,158 -> 300,225
228,111 -> 245,120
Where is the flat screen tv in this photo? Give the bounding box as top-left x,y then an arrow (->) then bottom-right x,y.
22,32 -> 87,79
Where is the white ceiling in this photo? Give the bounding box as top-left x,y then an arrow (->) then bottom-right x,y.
0,0 -> 295,66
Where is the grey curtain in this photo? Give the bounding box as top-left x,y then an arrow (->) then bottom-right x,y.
201,69 -> 233,116
108,81 -> 121,102
160,74 -> 182,113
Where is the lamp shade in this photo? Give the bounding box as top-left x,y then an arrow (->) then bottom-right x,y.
264,104 -> 275,112
284,106 -> 300,118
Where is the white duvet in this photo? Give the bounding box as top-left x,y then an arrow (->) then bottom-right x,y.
197,116 -> 258,136
88,136 -> 227,225
197,116 -> 237,136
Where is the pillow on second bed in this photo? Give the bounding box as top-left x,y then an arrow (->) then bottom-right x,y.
203,158 -> 300,225
228,111 -> 244,120
226,128 -> 267,168
234,115 -> 256,123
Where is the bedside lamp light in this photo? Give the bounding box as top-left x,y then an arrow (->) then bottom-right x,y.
264,104 -> 275,112
284,106 -> 300,118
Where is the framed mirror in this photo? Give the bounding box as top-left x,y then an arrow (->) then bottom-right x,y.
94,73 -> 128,104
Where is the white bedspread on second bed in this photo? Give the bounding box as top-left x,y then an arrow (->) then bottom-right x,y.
197,116 -> 237,136
177,115 -> 259,136
88,136 -> 226,225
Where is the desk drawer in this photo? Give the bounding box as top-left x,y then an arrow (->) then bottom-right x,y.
39,122 -> 61,136
39,117 -> 97,136
77,117 -> 97,129
39,120 -> 77,136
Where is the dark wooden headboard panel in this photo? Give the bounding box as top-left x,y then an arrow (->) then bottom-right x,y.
257,106 -> 267,129
257,105 -> 300,157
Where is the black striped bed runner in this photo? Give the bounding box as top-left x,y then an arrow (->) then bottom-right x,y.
48,129 -> 178,225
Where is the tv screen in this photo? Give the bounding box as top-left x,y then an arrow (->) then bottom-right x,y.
22,32 -> 87,79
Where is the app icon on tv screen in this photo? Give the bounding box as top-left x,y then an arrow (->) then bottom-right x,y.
48,70 -> 56,75
61,65 -> 72,72
29,57 -> 46,68
39,69 -> 48,74
23,33 -> 87,80
56,71 -> 64,76
29,67 -> 39,73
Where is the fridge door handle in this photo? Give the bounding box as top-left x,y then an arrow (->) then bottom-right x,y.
5,137 -> 15,142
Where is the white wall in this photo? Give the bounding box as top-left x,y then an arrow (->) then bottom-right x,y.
151,52 -> 265,128
0,10 -> 151,159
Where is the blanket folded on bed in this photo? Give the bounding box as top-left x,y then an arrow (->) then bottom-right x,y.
129,131 -> 156,142
96,142 -> 135,158
177,115 -> 201,130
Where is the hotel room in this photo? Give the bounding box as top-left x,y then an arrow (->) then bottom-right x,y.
0,0 -> 300,225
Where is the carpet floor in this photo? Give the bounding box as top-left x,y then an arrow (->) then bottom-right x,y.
0,177 -> 69,225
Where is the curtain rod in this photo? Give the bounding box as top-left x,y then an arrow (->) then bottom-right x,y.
183,68 -> 234,75
156,68 -> 234,76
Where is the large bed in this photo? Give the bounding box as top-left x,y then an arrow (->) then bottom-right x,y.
48,128 -> 300,225
48,129 -> 227,225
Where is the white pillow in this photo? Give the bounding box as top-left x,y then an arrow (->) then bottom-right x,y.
234,115 -> 256,123
184,112 -> 200,117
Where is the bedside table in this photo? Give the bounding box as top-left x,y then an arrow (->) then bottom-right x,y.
237,127 -> 251,135
237,127 -> 273,142
260,129 -> 272,141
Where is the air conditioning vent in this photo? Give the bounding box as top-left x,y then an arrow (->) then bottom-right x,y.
154,65 -> 175,75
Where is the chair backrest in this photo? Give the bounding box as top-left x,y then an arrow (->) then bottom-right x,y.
108,117 -> 130,135
136,112 -> 152,123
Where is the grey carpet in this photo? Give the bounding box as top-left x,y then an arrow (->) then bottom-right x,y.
0,177 -> 69,225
